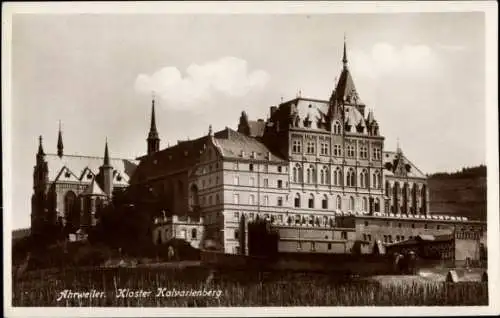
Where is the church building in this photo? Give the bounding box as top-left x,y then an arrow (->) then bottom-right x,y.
31,124 -> 138,237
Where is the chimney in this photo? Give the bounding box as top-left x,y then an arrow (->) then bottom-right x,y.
270,106 -> 278,118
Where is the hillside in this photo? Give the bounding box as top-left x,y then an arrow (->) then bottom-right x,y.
428,165 -> 487,221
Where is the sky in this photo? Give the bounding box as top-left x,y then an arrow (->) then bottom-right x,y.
7,11 -> 487,230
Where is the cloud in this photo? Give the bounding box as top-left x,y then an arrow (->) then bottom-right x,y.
437,44 -> 466,52
349,42 -> 438,80
135,57 -> 270,109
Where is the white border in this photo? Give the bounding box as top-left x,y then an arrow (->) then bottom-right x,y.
2,1 -> 499,317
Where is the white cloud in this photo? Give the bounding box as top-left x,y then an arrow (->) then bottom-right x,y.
134,57 -> 270,109
349,42 -> 438,80
437,44 -> 466,52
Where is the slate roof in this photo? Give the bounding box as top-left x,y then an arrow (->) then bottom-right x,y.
383,151 -> 426,179
247,120 -> 266,138
131,128 -> 286,184
44,153 -> 138,186
81,178 -> 107,196
332,67 -> 364,105
387,234 -> 454,247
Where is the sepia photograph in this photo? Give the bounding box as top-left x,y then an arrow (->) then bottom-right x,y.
2,1 -> 499,317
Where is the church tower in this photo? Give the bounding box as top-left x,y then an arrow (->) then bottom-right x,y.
100,139 -> 114,196
32,135 -> 49,235
147,97 -> 160,155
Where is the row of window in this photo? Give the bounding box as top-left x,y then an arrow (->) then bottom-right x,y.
292,165 -> 382,189
292,140 -> 381,160
233,162 -> 286,173
233,176 -> 286,188
231,193 -> 382,212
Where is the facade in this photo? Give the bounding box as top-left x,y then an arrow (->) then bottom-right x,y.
31,126 -> 138,236
131,40 -> 487,254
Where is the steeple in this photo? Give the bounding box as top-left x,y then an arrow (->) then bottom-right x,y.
342,33 -> 348,69
103,138 -> 110,166
37,135 -> 45,157
147,94 -> 160,155
57,120 -> 63,158
100,138 -> 113,196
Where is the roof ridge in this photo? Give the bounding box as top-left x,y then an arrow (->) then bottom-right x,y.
45,153 -> 135,161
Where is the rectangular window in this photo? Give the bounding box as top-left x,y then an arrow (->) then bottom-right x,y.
360,146 -> 368,159
250,177 -> 255,187
368,234 -> 372,241
306,141 -> 316,154
372,148 -> 381,160
233,162 -> 239,170
263,196 -> 269,206
277,197 -> 283,206
347,145 -> 355,158
249,213 -> 254,220
292,140 -> 302,154
249,164 -> 254,171
234,229 -> 239,240
341,231 -> 348,240
277,180 -> 283,188
328,243 -> 332,250
277,166 -> 282,172
234,176 -> 239,185
333,145 -> 342,157
311,242 -> 316,251
249,195 -> 255,205
320,143 -> 329,155
263,178 -> 269,187
233,194 -> 239,204
234,212 -> 239,219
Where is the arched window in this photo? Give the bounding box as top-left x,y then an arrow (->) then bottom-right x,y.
372,171 -> 381,189
320,166 -> 329,185
349,196 -> 355,211
307,165 -> 316,184
189,184 -> 199,208
385,180 -> 391,197
333,167 -> 342,186
64,191 -> 77,225
333,121 -> 342,134
308,194 -> 315,208
293,163 -> 302,183
360,169 -> 369,188
421,185 -> 427,214
374,198 -> 380,212
336,195 -> 342,210
294,193 -> 301,208
412,184 -> 418,214
322,194 -> 328,209
393,182 -> 400,214
346,168 -> 356,187
402,183 -> 409,214
362,197 -> 368,212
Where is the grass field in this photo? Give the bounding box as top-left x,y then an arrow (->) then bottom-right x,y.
12,266 -> 488,307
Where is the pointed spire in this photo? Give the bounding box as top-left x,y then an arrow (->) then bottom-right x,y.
342,33 -> 348,69
37,135 -> 45,156
396,137 -> 402,154
104,138 -> 110,166
149,94 -> 158,135
367,108 -> 375,124
208,124 -> 213,137
147,92 -> 160,155
57,120 -> 63,158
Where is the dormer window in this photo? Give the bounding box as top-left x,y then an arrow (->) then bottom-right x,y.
65,171 -> 71,178
87,173 -> 92,179
117,175 -> 122,181
356,123 -> 364,133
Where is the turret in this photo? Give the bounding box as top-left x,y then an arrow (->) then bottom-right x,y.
237,111 -> 250,136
